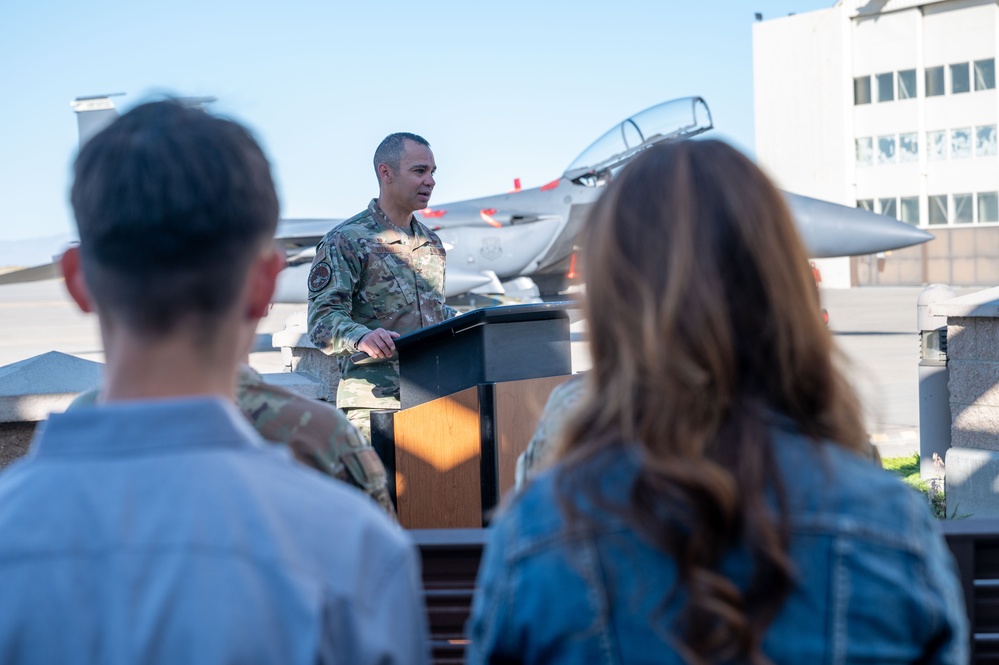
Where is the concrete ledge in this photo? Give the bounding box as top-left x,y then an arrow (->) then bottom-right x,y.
258,371 -> 324,400
931,287 -> 999,319
0,352 -> 103,423
946,446 -> 999,518
272,312 -> 340,402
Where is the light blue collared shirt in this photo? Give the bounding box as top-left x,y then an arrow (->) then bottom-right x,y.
0,397 -> 428,664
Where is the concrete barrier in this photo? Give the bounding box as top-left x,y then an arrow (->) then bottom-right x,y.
0,352 -> 103,468
934,287 -> 999,517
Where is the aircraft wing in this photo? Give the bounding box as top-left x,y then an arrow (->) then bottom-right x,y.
275,218 -> 342,265
0,261 -> 63,285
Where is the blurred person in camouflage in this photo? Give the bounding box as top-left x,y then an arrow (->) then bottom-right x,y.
307,133 -> 457,442
68,364 -> 397,517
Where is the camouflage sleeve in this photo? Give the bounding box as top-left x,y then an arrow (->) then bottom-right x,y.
515,375 -> 587,490
307,235 -> 372,356
237,372 -> 397,519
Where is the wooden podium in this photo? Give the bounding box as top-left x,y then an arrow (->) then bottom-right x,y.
371,303 -> 575,529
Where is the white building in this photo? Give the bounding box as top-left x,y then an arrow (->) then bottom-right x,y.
753,0 -> 998,287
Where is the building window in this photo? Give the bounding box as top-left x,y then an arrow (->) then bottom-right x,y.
977,125 -> 997,156
928,195 -> 948,224
855,137 -> 873,166
975,59 -> 995,91
926,66 -> 945,97
951,63 -> 971,94
927,130 -> 947,160
899,133 -> 918,163
980,192 -> 999,223
878,198 -> 897,218
876,72 -> 894,102
953,194 -> 974,223
854,76 -> 872,105
877,135 -> 896,164
857,199 -> 874,212
900,196 -> 920,225
898,69 -> 916,99
952,128 -> 972,159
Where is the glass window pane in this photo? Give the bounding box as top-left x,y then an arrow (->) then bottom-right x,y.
877,72 -> 894,102
877,135 -> 896,164
951,62 -> 971,94
878,198 -> 897,218
926,66 -> 945,96
980,192 -> 999,223
928,195 -> 948,224
854,76 -> 872,105
977,125 -> 997,157
952,128 -> 972,159
975,59 -> 995,91
855,137 -> 873,166
899,133 -> 918,163
898,69 -> 916,99
900,196 -> 920,225
953,193 -> 973,223
927,130 -> 947,160
857,199 -> 874,212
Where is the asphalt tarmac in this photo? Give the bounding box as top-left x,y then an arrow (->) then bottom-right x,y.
1,280 -> 977,457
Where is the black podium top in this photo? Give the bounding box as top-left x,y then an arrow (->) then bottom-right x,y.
397,302 -> 576,409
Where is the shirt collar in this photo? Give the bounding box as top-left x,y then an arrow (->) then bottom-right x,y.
30,397 -> 267,459
368,199 -> 435,249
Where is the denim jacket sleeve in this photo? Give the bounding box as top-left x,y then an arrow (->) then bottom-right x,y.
466,518 -> 516,664
912,509 -> 969,665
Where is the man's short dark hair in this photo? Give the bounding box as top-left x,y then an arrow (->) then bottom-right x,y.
373,132 -> 430,177
70,99 -> 279,338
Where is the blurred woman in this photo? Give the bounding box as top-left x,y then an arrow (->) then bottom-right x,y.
467,140 -> 966,664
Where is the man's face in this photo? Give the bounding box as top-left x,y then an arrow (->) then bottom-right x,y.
383,139 -> 436,214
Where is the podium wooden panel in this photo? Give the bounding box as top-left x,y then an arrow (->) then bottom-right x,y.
387,375 -> 571,529
394,387 -> 482,529
494,375 -> 572,498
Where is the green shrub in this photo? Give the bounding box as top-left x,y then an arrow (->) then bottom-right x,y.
882,454 -> 950,519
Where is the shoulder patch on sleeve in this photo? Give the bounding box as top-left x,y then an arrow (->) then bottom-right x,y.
308,262 -> 333,292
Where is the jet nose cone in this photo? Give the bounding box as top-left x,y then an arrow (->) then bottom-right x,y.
783,192 -> 934,258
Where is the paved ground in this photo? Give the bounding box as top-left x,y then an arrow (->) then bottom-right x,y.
0,280 -> 979,457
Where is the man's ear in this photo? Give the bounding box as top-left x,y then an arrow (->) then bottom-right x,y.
246,246 -> 285,320
60,247 -> 94,314
377,162 -> 393,185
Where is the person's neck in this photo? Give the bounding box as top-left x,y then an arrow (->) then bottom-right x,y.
376,196 -> 414,229
99,323 -> 247,404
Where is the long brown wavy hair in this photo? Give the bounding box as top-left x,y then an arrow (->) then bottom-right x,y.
555,139 -> 868,664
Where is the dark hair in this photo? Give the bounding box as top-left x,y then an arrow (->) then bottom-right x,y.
70,99 -> 279,339
557,139 -> 867,664
372,132 -> 430,176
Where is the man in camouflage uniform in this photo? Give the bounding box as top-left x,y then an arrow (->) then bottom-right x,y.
307,133 -> 457,441
68,365 -> 397,518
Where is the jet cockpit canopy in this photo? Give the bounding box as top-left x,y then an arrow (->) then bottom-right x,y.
563,96 -> 713,186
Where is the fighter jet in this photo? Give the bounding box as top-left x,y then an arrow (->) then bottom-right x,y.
0,95 -> 932,304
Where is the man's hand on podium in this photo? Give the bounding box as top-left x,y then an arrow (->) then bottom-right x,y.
358,328 -> 401,359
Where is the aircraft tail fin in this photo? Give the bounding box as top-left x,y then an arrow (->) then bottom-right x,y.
70,94 -> 124,147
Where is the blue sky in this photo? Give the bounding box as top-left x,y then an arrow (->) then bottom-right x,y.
0,0 -> 834,242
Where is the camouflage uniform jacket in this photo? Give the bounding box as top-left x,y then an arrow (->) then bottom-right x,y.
515,374 -> 587,490
66,366 -> 397,518
307,199 -> 458,410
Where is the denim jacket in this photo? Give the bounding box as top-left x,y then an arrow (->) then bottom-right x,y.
467,425 -> 967,664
